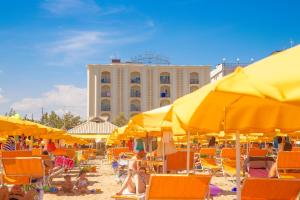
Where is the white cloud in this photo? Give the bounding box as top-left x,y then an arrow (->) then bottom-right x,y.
42,0 -> 126,17
11,85 -> 86,118
0,88 -> 8,104
42,0 -> 100,16
44,30 -> 149,66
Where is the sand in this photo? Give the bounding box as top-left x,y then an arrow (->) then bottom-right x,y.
44,159 -> 236,200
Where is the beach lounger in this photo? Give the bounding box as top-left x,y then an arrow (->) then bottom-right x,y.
220,148 -> 243,178
166,151 -> 194,173
242,178 -> 300,200
292,147 -> 300,152
146,174 -> 212,200
53,148 -> 67,156
1,157 -> 45,184
199,148 -> 221,173
277,151 -> 300,179
247,148 -> 269,178
1,150 -> 32,158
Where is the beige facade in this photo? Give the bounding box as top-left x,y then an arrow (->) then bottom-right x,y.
87,61 -> 211,120
210,63 -> 239,83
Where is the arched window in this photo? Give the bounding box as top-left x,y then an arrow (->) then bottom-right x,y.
160,72 -> 170,84
130,100 -> 141,112
130,86 -> 141,97
101,85 -> 111,97
130,72 -> 141,84
160,99 -> 171,107
160,86 -> 170,98
101,99 -> 110,111
190,72 -> 199,84
101,71 -> 111,83
190,86 -> 199,93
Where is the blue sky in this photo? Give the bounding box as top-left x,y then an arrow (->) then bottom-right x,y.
0,0 -> 299,118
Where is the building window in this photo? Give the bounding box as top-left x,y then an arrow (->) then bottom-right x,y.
101,71 -> 111,83
160,86 -> 170,98
130,100 -> 141,112
130,72 -> 141,84
190,72 -> 199,84
101,85 -> 111,97
190,86 -> 199,92
101,99 -> 111,111
160,72 -> 170,84
160,99 -> 171,107
130,86 -> 141,97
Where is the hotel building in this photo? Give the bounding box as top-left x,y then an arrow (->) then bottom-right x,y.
87,59 -> 211,120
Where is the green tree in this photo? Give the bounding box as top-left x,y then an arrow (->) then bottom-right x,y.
112,112 -> 128,127
39,110 -> 82,130
61,112 -> 82,130
6,108 -> 17,116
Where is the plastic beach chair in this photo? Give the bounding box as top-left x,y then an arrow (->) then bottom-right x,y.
146,174 -> 212,200
241,178 -> 300,200
277,151 -> 300,179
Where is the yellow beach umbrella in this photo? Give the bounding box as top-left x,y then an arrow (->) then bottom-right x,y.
167,45 -> 300,199
168,45 -> 300,134
130,105 -> 185,135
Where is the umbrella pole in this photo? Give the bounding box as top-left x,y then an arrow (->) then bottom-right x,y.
163,138 -> 166,174
235,131 -> 241,200
187,130 -> 190,174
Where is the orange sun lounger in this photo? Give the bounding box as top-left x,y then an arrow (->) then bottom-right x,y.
166,151 -> 194,172
242,178 -> 300,200
199,148 -> 221,173
1,157 -> 45,185
1,150 -> 32,158
220,148 -> 243,177
277,151 -> 300,179
146,174 -> 212,200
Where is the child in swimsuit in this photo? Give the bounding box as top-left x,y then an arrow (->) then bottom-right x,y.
76,170 -> 89,194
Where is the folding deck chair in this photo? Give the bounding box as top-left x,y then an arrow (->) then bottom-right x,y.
242,178 -> 300,200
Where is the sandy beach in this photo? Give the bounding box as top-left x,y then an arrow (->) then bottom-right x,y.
44,158 -> 236,200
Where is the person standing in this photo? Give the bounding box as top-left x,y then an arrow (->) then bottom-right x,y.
3,136 -> 16,151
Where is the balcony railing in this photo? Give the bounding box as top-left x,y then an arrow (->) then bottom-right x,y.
160,76 -> 170,84
101,78 -> 111,83
190,79 -> 199,84
130,106 -> 141,112
131,91 -> 141,97
101,92 -> 111,97
101,105 -> 111,111
160,92 -> 170,98
130,77 -> 141,84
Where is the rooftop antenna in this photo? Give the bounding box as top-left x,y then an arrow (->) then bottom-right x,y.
222,58 -> 226,64
236,58 -> 240,65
